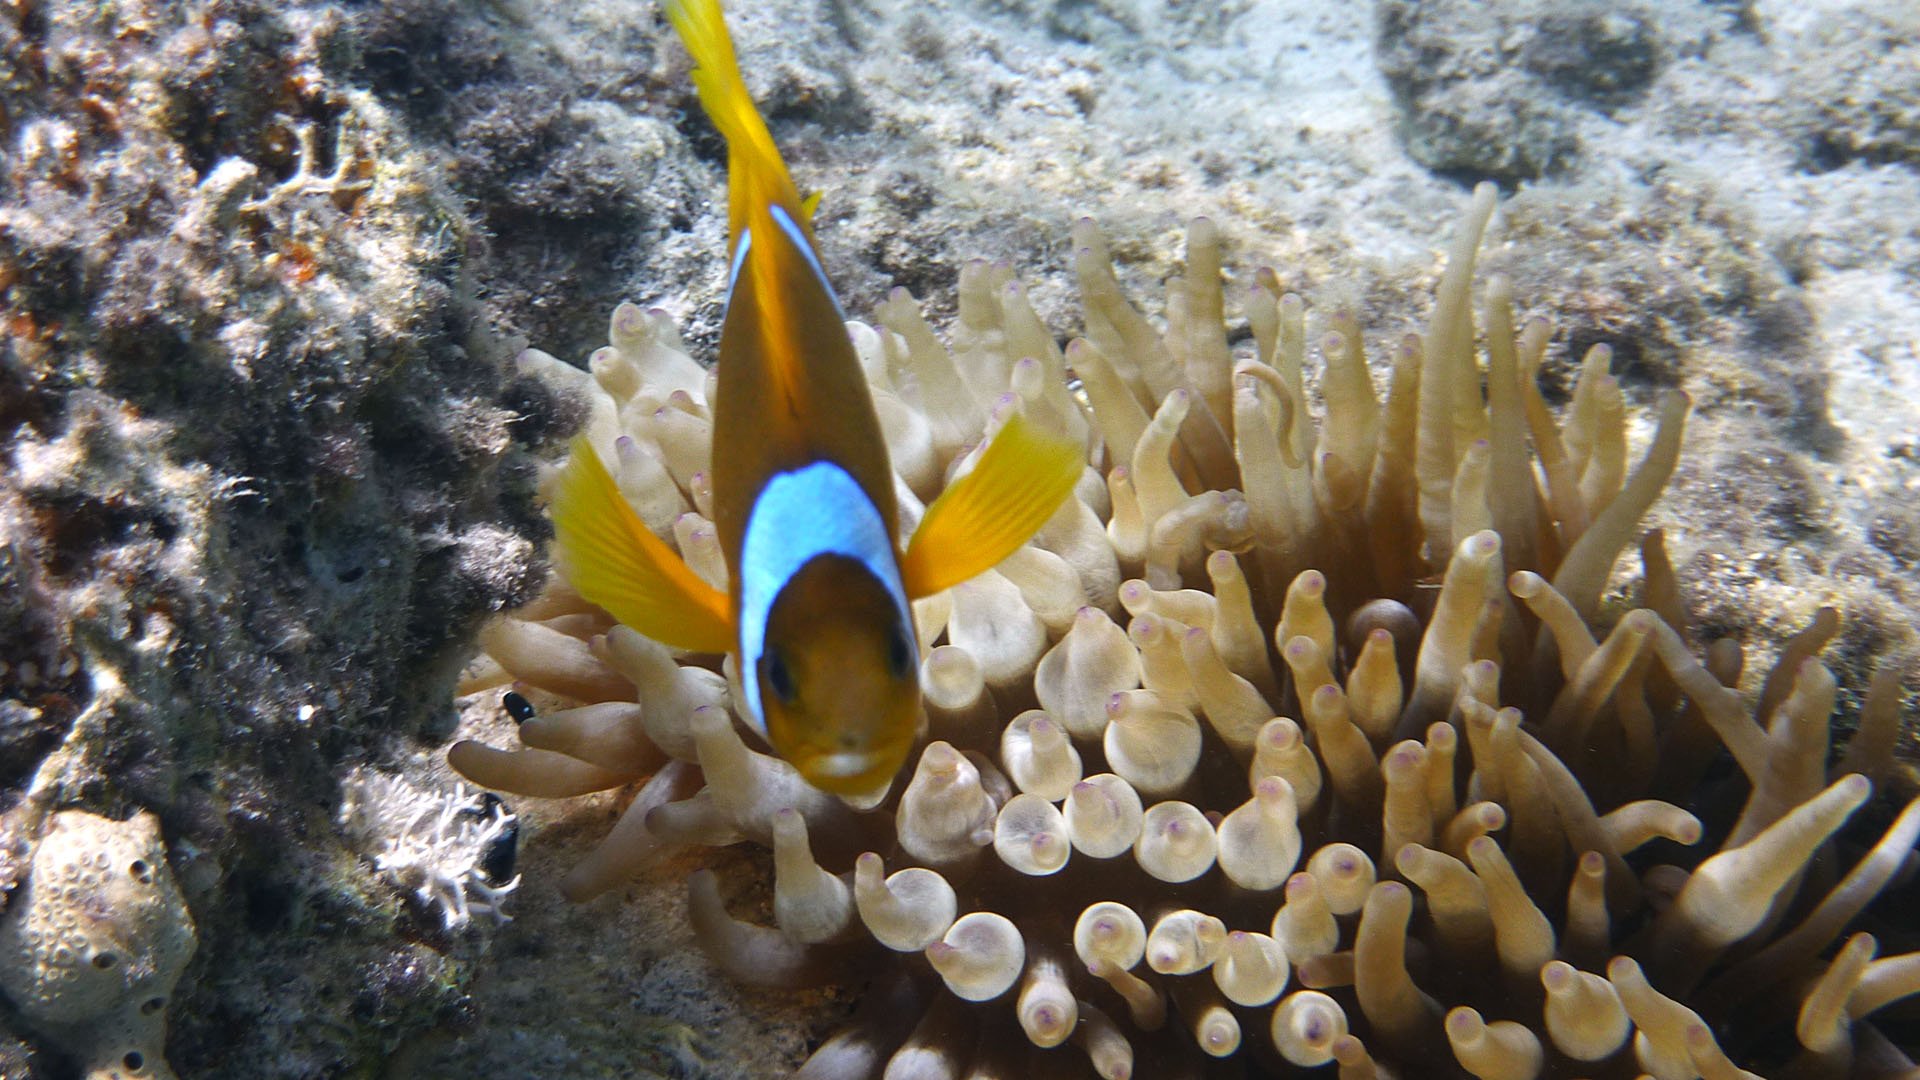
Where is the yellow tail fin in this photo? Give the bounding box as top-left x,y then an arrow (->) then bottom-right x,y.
664,0 -> 808,249
550,436 -> 735,654
899,413 -> 1085,598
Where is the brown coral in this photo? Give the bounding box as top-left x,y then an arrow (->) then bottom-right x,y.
450,185 -> 1919,1078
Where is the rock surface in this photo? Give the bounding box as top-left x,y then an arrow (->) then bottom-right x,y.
0,0 -> 1915,1076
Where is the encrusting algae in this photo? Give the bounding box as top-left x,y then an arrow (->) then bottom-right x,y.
444,22 -> 1920,1074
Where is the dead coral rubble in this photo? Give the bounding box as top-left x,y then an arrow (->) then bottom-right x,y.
454,185 -> 1920,1078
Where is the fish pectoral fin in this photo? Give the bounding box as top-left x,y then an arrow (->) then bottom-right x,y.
799,189 -> 822,225
550,436 -> 735,654
900,412 -> 1084,598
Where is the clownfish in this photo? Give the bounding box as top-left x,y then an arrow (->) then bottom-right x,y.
548,0 -> 1084,797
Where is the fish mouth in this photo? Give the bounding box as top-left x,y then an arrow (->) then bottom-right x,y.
798,749 -> 900,798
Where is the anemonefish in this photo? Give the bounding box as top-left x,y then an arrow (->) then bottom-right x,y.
548,0 -> 1084,797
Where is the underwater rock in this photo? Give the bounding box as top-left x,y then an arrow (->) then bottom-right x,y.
0,0 -> 545,1071
1778,1 -> 1920,171
1375,0 -> 1591,182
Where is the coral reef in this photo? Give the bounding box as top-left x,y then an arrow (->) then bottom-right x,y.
0,810 -> 196,1080
453,186 -> 1920,1077
1,0 -> 1917,1075
0,0 -> 551,1071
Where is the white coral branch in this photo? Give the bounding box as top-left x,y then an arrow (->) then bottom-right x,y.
338,767 -> 520,931
239,117 -> 371,216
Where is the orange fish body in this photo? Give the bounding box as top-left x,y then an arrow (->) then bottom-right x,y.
550,0 -> 1083,796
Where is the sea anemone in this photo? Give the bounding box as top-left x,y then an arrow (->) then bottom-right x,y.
448,184 -> 1920,1078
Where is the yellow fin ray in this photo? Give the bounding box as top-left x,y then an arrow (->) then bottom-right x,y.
900,413 -> 1084,598
550,436 -> 734,654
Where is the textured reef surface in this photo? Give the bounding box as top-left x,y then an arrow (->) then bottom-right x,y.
1,0 -> 1918,1077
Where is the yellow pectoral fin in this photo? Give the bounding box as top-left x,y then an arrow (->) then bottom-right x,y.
550,436 -> 735,654
900,412 -> 1084,598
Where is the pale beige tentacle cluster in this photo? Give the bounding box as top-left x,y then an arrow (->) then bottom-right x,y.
450,185 -> 1919,1079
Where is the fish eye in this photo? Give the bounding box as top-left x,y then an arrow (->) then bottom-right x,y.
764,649 -> 798,705
886,624 -> 915,680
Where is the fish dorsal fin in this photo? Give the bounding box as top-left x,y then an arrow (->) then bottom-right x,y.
900,412 -> 1085,598
665,0 -> 808,258
549,436 -> 734,654
669,0 -> 817,409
